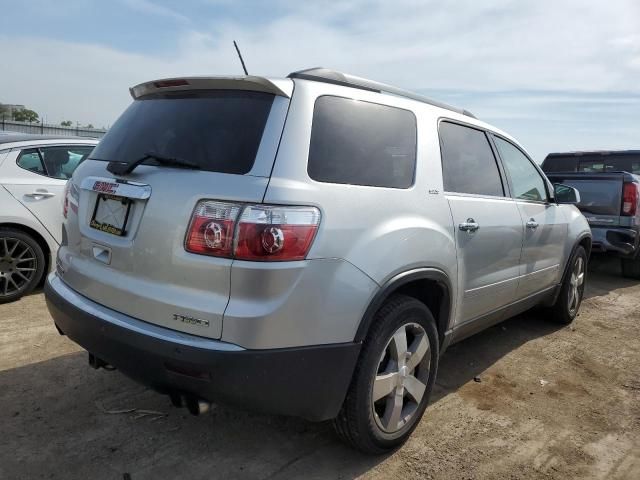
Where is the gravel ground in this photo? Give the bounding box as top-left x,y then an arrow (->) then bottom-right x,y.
0,256 -> 638,479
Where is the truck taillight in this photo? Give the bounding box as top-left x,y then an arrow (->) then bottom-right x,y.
622,182 -> 638,216
185,201 -> 321,261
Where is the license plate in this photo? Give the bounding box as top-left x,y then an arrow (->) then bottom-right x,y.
90,194 -> 133,236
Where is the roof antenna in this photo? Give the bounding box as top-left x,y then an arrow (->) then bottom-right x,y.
233,40 -> 249,75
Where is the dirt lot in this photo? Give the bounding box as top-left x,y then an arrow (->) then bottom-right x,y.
1,256 -> 639,479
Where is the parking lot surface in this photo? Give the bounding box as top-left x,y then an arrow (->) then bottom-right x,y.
1,256 -> 639,479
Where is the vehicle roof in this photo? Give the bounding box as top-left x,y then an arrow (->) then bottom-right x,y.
131,68 -> 476,118
288,68 -> 477,119
129,70 -> 530,153
546,150 -> 640,158
0,133 -> 99,148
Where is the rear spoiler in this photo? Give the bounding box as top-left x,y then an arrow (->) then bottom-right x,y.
129,76 -> 292,99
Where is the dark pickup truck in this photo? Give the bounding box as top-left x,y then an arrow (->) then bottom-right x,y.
542,150 -> 640,278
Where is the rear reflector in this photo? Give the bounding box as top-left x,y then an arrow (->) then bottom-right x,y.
185,201 -> 321,261
622,182 -> 638,216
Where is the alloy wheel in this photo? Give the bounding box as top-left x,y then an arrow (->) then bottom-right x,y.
0,237 -> 38,298
568,256 -> 585,315
372,322 -> 431,433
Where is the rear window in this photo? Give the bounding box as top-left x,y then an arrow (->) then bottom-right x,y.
542,156 -> 578,172
543,154 -> 640,174
308,96 -> 417,188
90,90 -> 275,175
577,156 -> 640,174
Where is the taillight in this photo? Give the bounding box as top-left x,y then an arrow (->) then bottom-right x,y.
185,201 -> 241,257
63,182 -> 70,219
185,201 -> 321,261
622,182 -> 638,216
235,205 -> 320,261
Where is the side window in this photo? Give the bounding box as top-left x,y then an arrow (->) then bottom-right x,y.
40,146 -> 94,180
17,149 -> 46,174
494,137 -> 548,202
439,122 -> 504,197
308,96 -> 417,188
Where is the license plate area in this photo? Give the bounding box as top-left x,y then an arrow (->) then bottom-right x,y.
90,194 -> 133,236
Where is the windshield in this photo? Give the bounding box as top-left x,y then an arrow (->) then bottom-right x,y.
90,90 -> 275,175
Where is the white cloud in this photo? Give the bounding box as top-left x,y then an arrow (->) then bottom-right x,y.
0,0 -> 638,158
118,0 -> 190,24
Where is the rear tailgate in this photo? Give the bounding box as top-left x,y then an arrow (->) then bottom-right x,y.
58,81 -> 291,339
546,172 -> 626,226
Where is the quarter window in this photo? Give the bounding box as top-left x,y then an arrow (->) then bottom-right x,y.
494,137 -> 548,202
17,149 -> 46,174
308,96 -> 417,188
439,122 -> 504,197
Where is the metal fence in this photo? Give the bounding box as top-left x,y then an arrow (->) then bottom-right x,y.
0,118 -> 107,138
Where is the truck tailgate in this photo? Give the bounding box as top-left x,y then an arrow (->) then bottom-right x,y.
546,172 -> 625,225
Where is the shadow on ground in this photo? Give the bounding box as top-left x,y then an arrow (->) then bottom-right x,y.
0,257 -> 633,479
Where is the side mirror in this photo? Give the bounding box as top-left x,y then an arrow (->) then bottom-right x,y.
554,183 -> 581,204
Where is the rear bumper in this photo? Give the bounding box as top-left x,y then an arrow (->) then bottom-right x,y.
45,273 -> 361,421
590,226 -> 639,257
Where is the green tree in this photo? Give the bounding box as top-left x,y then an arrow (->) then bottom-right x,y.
85,123 -> 94,129
13,108 -> 39,123
61,120 -> 72,127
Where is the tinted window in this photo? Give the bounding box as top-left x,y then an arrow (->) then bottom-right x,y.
40,146 -> 94,180
308,96 -> 416,188
542,156 -> 578,172
543,154 -> 640,174
577,156 -> 640,174
90,90 -> 275,175
494,137 -> 548,202
17,149 -> 45,174
439,122 -> 504,196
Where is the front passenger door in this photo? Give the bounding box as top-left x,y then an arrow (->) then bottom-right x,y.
493,136 -> 567,299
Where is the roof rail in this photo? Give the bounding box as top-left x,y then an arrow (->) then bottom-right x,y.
288,68 -> 476,119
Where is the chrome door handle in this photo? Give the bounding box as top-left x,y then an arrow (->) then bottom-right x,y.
526,219 -> 539,229
459,218 -> 480,232
25,190 -> 56,199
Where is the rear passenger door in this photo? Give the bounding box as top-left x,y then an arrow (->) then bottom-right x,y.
439,121 -> 523,324
2,145 -> 94,243
492,136 -> 567,298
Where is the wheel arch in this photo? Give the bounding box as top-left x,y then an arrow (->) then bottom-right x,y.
354,268 -> 452,348
545,233 -> 591,307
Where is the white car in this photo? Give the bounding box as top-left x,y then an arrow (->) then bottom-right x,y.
0,134 -> 98,302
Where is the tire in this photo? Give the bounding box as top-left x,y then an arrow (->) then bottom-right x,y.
548,246 -> 587,324
333,294 -> 439,454
620,257 -> 640,279
0,227 -> 46,304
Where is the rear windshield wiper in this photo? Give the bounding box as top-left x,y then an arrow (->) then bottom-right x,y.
107,152 -> 201,175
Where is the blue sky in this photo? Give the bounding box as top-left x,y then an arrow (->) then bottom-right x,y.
1,0 -> 638,162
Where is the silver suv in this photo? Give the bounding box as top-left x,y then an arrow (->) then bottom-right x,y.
45,68 -> 591,453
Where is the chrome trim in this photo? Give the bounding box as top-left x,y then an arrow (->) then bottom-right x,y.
80,176 -> 152,199
48,273 -> 244,352
458,218 -> 480,232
